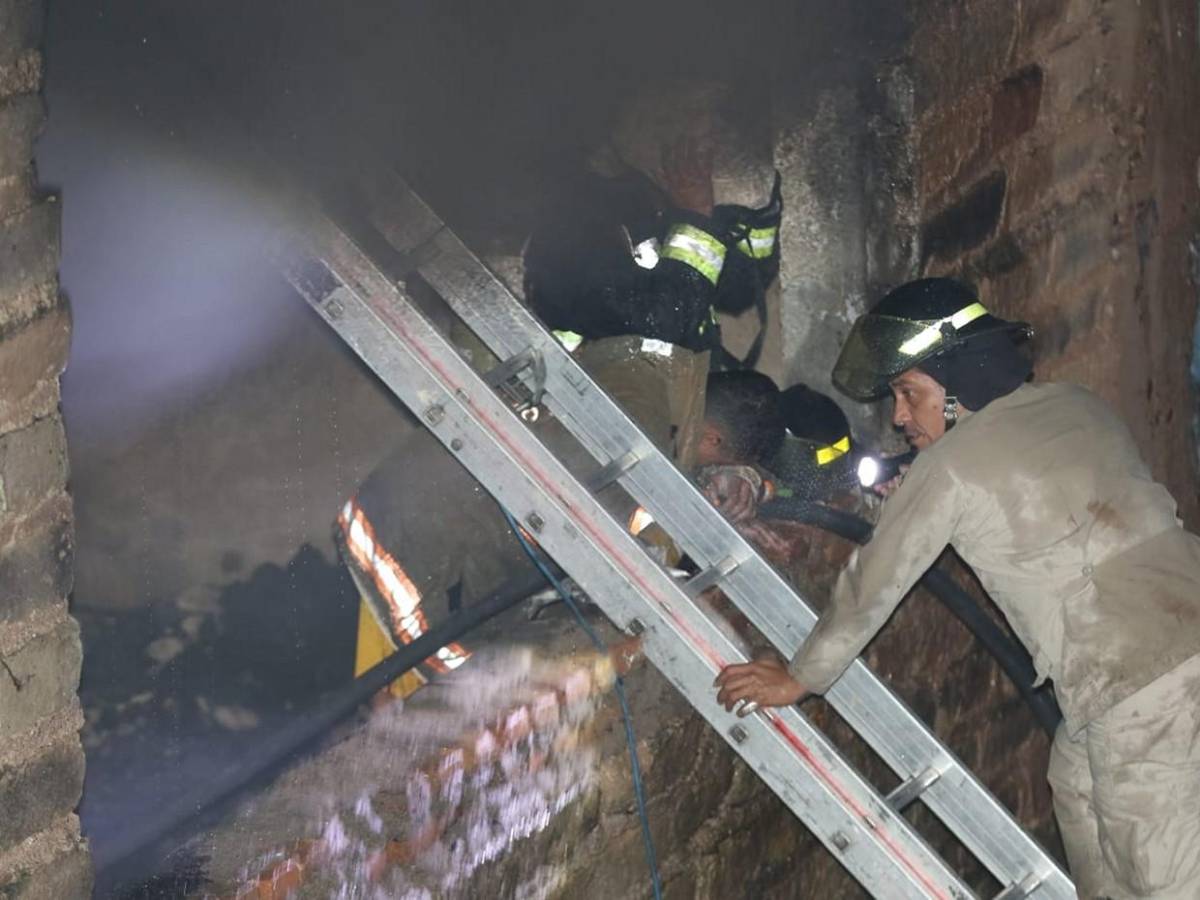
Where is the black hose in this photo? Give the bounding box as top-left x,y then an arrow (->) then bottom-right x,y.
758,497 -> 1062,735
762,497 -> 875,543
95,564 -> 556,896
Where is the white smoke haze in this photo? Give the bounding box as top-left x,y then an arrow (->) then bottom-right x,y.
39,24 -> 311,453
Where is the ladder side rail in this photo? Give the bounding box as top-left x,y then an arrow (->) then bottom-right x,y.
274,219 -> 977,900
827,666 -> 1073,898
358,176 -> 1074,899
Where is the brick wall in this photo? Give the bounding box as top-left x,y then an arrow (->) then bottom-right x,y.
0,0 -> 92,896
910,0 -> 1200,522
729,2 -> 1200,894
743,0 -> 1200,893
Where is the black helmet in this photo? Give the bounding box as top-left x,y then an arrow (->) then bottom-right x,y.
832,278 -> 1031,401
769,385 -> 859,502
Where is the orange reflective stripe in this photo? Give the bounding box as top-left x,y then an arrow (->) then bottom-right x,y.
517,525 -> 541,549
628,507 -> 655,537
338,499 -> 472,673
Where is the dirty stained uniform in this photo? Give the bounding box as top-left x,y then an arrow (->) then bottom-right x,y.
337,336 -> 709,689
787,382 -> 1200,899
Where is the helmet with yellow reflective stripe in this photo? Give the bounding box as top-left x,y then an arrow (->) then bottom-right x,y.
768,384 -> 859,501
832,278 -> 1032,401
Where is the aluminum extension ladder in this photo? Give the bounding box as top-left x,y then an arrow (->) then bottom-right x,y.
272,172 -> 1074,900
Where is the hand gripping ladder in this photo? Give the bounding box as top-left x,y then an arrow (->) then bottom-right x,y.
272,173 -> 1074,900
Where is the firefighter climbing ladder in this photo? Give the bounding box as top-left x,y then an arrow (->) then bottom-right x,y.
272,172 -> 1074,900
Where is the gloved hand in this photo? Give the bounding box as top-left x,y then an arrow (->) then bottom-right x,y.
872,464 -> 911,498
698,464 -> 764,524
711,170 -> 783,249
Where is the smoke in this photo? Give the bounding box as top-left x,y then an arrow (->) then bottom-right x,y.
40,108 -> 298,449
36,0 -> 796,451
37,5 -> 323,452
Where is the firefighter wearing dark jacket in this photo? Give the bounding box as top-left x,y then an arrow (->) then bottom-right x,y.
524,139 -> 782,466
525,139 -> 781,356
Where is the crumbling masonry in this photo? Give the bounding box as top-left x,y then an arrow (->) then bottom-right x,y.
0,0 -> 92,897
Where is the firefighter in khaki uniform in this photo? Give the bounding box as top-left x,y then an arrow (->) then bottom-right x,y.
716,278 -> 1200,899
342,141 -> 783,699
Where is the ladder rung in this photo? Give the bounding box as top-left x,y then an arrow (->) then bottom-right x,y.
884,760 -> 949,813
483,346 -> 542,389
483,347 -> 546,412
994,872 -> 1044,900
390,231 -> 445,281
684,556 -> 740,598
327,201 -> 444,285
590,450 -> 643,490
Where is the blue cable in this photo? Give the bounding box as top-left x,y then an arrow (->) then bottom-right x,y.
500,506 -> 663,900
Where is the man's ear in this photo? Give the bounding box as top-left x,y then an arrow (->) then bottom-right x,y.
700,423 -> 723,450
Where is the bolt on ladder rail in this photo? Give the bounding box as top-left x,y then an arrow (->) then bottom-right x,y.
271,171 -> 1073,900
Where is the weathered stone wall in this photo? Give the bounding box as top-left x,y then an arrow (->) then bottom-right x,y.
0,1 -> 92,896
772,6 -> 914,447
910,0 -> 1200,521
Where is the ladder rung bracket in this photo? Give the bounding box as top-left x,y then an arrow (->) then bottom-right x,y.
994,872 -> 1044,900
589,449 -> 644,491
483,347 -> 541,389
886,760 -> 951,813
483,346 -> 547,412
684,556 -> 741,598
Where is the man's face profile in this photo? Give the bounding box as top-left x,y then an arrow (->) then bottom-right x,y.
889,368 -> 947,450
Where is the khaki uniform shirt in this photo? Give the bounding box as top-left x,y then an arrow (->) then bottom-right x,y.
788,382 -> 1200,734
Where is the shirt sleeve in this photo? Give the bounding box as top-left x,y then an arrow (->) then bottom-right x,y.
787,452 -> 964,693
